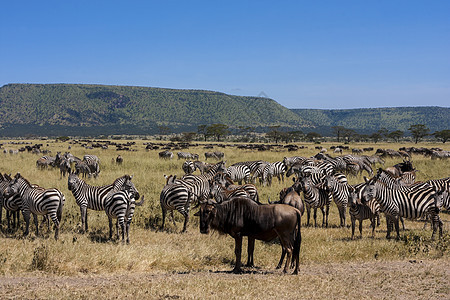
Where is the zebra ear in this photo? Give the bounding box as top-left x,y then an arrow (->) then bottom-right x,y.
130,175 -> 134,180
363,176 -> 369,183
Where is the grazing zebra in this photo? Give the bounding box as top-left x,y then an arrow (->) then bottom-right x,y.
213,172 -> 260,203
104,185 -> 144,243
225,165 -> 251,185
209,182 -> 250,203
182,160 -> 196,174
36,156 -> 55,169
192,161 -> 213,175
67,173 -> 136,233
361,174 -> 442,239
5,173 -> 65,240
322,174 -> 350,227
159,150 -> 173,160
256,161 -> 287,186
297,175 -> 332,227
75,160 -> 92,178
204,151 -> 224,161
250,161 -> 270,184
177,152 -> 199,160
160,183 -> 191,232
83,155 -> 100,178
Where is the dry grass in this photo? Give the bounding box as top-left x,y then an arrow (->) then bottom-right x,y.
0,139 -> 449,298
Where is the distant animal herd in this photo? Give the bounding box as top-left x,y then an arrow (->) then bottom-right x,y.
0,141 -> 449,274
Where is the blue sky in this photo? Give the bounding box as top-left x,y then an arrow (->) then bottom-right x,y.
1,1 -> 449,109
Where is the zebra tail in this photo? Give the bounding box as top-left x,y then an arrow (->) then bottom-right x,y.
134,195 -> 145,206
184,191 -> 192,211
57,194 -> 65,223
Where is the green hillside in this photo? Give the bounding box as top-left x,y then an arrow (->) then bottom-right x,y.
0,84 -> 308,136
0,83 -> 448,137
291,107 -> 450,134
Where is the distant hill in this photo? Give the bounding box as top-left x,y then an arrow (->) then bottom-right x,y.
291,107 -> 450,135
0,83 -> 448,137
0,83 -> 308,136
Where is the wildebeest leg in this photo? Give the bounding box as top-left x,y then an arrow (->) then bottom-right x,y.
277,233 -> 293,273
246,237 -> 255,267
306,205 -> 311,227
276,249 -> 286,269
233,235 -> 243,274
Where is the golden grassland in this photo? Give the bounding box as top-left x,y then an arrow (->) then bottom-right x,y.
0,140 -> 449,299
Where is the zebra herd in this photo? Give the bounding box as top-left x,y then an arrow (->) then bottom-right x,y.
161,153 -> 448,240
36,152 -> 101,178
0,170 -> 142,243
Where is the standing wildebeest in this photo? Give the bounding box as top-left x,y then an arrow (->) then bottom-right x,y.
195,197 -> 301,274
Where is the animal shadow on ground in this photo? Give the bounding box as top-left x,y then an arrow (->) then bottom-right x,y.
88,230 -> 111,243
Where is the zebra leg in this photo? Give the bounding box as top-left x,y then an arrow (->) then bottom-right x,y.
49,213 -> 60,241
306,205 -> 311,227
6,210 -> 11,232
80,206 -> 88,233
171,210 -> 176,227
351,216 -> 356,240
385,216 -> 392,239
313,207 -> 318,227
126,221 -> 131,244
370,217 -> 376,238
359,219 -> 363,238
160,207 -> 166,231
324,205 -> 329,228
393,217 -> 400,240
108,216 -> 113,240
33,213 -> 39,237
22,210 -> 31,237
400,217 -> 405,231
181,211 -> 189,233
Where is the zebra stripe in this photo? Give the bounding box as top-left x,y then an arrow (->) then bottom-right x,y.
104,186 -> 143,244
209,182 -> 250,203
182,161 -> 196,174
6,173 -> 65,240
67,173 -> 134,233
298,175 -> 332,227
225,165 -> 251,185
160,183 -> 191,232
83,155 -> 100,177
177,152 -> 199,160
361,175 -> 442,239
323,174 -> 349,227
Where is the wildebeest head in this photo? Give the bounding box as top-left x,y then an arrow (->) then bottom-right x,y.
194,201 -> 216,234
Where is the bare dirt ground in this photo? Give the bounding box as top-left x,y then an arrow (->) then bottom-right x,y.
0,258 -> 448,299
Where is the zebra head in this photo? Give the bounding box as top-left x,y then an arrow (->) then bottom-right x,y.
5,173 -> 24,197
118,175 -> 140,200
67,172 -> 80,191
360,177 -> 377,204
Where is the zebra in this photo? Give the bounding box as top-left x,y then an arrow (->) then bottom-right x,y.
209,182 -> 250,203
0,173 -> 21,231
322,174 -> 350,227
160,183 -> 192,232
193,161 -> 213,175
348,184 -> 378,239
83,155 -> 100,178
36,156 -> 55,169
67,173 -> 136,233
258,162 -> 286,186
59,159 -> 72,178
361,174 -> 442,239
182,160 -> 196,174
5,173 -> 65,240
104,185 -> 144,243
75,160 -> 92,178
297,175 -> 332,227
249,161 -> 270,184
282,156 -> 309,168
225,165 -> 251,185
177,152 -> 199,160
204,151 -> 224,161
159,150 -> 173,160
213,172 -> 260,203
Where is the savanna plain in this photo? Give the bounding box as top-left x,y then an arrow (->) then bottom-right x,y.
0,140 -> 449,299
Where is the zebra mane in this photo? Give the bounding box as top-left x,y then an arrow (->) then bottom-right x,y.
14,173 -> 32,187
113,174 -> 131,187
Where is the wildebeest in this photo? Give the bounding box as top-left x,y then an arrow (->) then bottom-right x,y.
269,180 -> 305,215
195,197 -> 301,274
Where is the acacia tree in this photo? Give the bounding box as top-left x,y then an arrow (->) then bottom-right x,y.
266,126 -> 283,144
387,130 -> 404,142
370,132 -> 382,143
332,126 -> 346,142
433,130 -> 450,143
207,123 -> 229,142
306,132 -> 321,142
409,124 -> 430,144
197,125 -> 209,141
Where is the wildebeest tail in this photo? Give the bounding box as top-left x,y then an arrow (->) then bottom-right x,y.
293,210 -> 302,273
